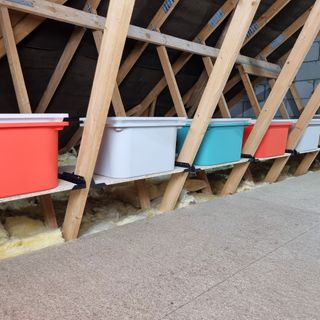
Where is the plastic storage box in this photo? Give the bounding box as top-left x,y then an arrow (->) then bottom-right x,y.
81,117 -> 186,179
177,119 -> 250,166
243,120 -> 293,158
295,119 -> 320,153
0,114 -> 68,198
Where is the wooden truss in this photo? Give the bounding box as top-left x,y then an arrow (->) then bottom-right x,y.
0,0 -> 319,240
220,1 -> 320,197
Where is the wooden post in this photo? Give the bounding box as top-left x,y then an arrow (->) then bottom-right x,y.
156,44 -> 187,117
265,83 -> 320,183
294,151 -> 319,176
40,195 -> 58,229
63,0 -> 135,240
0,7 -> 31,113
135,180 -> 151,209
238,65 -> 261,117
221,1 -> 320,196
160,0 -> 261,212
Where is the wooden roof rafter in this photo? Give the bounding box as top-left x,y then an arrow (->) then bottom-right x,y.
221,0 -> 320,196
126,0 -> 239,116
168,0 -> 293,118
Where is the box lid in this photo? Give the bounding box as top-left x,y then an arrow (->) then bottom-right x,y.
80,117 -> 187,128
0,114 -> 68,123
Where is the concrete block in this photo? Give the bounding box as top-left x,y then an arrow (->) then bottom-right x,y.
243,101 -> 256,118
304,42 -> 320,62
296,61 -> 320,81
254,84 -> 266,101
294,80 -> 314,99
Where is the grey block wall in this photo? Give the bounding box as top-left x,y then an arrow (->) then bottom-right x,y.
231,36 -> 320,118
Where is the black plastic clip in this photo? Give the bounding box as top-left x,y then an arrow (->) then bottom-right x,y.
175,161 -> 200,173
241,154 -> 255,163
58,172 -> 86,190
285,149 -> 297,155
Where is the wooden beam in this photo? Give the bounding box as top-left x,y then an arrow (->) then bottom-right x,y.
126,0 -> 242,115
278,56 -> 305,113
160,0 -> 261,212
35,26 -> 85,113
203,56 -> 231,118
196,171 -> 213,195
0,0 -> 279,75
0,6 -> 31,113
228,50 -> 292,110
90,15 -> 127,117
0,11 -> 25,37
179,15 -> 234,119
221,1 -> 320,196
294,151 -> 319,176
243,0 -> 291,46
83,19 -> 152,210
0,0 -> 68,59
35,0 -> 101,113
289,83 -> 305,112
157,45 -> 187,117
40,195 -> 58,229
268,78 -> 290,119
241,64 -> 279,79
59,128 -> 83,154
183,0 -> 291,118
63,0 -> 135,240
258,7 -> 312,60
135,180 -> 151,209
265,83 -> 320,183
117,0 -> 181,84
238,65 -> 261,117
224,7 -> 312,97
185,72 -> 209,118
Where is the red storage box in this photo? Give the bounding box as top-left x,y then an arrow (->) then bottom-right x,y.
243,122 -> 293,158
0,115 -> 68,198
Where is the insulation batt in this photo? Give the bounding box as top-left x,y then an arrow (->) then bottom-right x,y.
0,151 -> 318,260
0,217 -> 64,260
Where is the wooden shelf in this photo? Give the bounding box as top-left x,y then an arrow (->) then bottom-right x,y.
255,153 -> 292,162
59,166 -> 186,187
0,179 -> 77,204
93,167 -> 186,186
295,148 -> 320,155
195,158 -> 250,171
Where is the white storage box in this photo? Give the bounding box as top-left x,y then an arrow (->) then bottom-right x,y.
295,119 -> 320,153
81,117 -> 186,178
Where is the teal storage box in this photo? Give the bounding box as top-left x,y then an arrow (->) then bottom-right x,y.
177,119 -> 250,166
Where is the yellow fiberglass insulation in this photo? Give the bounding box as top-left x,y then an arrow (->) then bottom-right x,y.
0,216 -> 64,260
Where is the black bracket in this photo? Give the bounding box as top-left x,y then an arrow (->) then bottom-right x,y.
285,149 -> 298,155
175,161 -> 200,173
241,154 -> 255,163
58,172 -> 86,190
